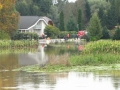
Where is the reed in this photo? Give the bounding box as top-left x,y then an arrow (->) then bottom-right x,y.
0,40 -> 38,49
70,40 -> 120,66
83,40 -> 120,54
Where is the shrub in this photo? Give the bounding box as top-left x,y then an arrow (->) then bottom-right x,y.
0,30 -> 10,40
112,28 -> 120,40
45,25 -> 60,38
11,32 -> 39,40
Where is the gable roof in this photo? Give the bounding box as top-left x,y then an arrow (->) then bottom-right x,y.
19,16 -> 53,30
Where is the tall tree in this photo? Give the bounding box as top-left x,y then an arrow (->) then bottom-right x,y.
106,4 -> 117,30
78,9 -> 82,30
87,13 -> 103,41
0,0 -> 20,36
98,7 -> 106,27
66,15 -> 77,31
16,0 -> 52,16
114,0 -> 120,24
85,0 -> 91,22
47,5 -> 59,27
59,11 -> 65,31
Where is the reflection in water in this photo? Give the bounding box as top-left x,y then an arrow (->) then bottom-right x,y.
1,71 -> 120,90
18,44 -> 48,67
0,44 -> 120,90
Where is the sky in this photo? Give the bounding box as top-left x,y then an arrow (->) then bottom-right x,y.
68,0 -> 76,2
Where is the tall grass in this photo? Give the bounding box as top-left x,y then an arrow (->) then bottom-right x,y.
0,40 -> 38,49
83,40 -> 120,54
70,40 -> 120,66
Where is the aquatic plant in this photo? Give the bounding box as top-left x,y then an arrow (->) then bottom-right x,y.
0,40 -> 38,49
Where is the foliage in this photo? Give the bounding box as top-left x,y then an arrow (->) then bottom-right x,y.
85,0 -> 91,22
59,11 -> 65,31
58,31 -> 77,38
0,0 -> 20,37
0,30 -> 10,40
77,9 -> 82,30
70,40 -> 120,65
44,25 -> 60,38
0,40 -> 38,49
114,0 -> 120,24
98,7 -> 106,27
83,40 -> 120,54
11,32 -> 39,40
106,4 -> 117,30
66,15 -> 77,31
47,5 -> 59,27
112,28 -> 120,40
16,0 -> 52,16
70,53 -> 120,66
87,13 -> 103,41
101,26 -> 110,39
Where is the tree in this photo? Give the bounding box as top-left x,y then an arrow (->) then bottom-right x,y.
114,0 -> 120,24
85,0 -> 91,22
113,28 -> 120,40
87,13 -> 103,41
78,9 -> 82,30
66,15 -> 77,31
44,25 -> 60,38
59,11 -> 65,31
106,5 -> 117,30
16,0 -> 52,16
47,5 -> 59,27
98,7 -> 105,27
101,26 -> 110,39
0,0 -> 20,37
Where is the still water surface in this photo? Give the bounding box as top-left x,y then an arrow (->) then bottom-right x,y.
0,43 -> 120,90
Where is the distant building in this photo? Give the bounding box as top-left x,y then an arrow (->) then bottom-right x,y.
18,16 -> 53,37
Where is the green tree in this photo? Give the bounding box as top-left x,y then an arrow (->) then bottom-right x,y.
101,26 -> 110,39
47,5 -> 59,27
114,0 -> 120,24
85,0 -> 91,22
106,4 -> 117,30
44,25 -> 60,38
78,9 -> 82,30
59,11 -> 65,31
87,13 -> 103,41
66,15 -> 77,31
0,30 -> 10,40
98,7 -> 105,27
113,28 -> 120,40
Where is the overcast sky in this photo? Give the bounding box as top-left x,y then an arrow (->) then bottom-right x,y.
68,0 -> 76,2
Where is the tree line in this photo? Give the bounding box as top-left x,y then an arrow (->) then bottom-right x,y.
0,0 -> 120,40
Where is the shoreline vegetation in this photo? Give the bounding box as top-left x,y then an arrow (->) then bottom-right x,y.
13,40 -> 120,72
0,40 -> 38,49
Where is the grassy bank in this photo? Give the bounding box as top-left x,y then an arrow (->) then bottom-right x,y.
0,40 -> 38,49
70,40 -> 120,66
14,40 -> 120,72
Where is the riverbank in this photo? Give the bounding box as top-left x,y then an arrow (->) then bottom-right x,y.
13,40 -> 120,72
13,64 -> 120,72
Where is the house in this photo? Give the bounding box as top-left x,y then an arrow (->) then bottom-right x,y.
18,16 -> 53,37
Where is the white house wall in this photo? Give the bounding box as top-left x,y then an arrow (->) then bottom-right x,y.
19,18 -> 48,37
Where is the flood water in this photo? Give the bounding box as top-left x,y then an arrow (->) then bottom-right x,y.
0,43 -> 120,90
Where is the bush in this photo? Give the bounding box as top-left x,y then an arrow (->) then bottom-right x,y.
112,28 -> 120,40
11,32 -> 39,40
45,25 -> 60,38
0,30 -> 10,40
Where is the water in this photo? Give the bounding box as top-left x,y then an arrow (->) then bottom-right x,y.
0,43 -> 120,90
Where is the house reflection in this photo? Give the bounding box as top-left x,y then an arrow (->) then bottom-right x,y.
18,44 -> 48,67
